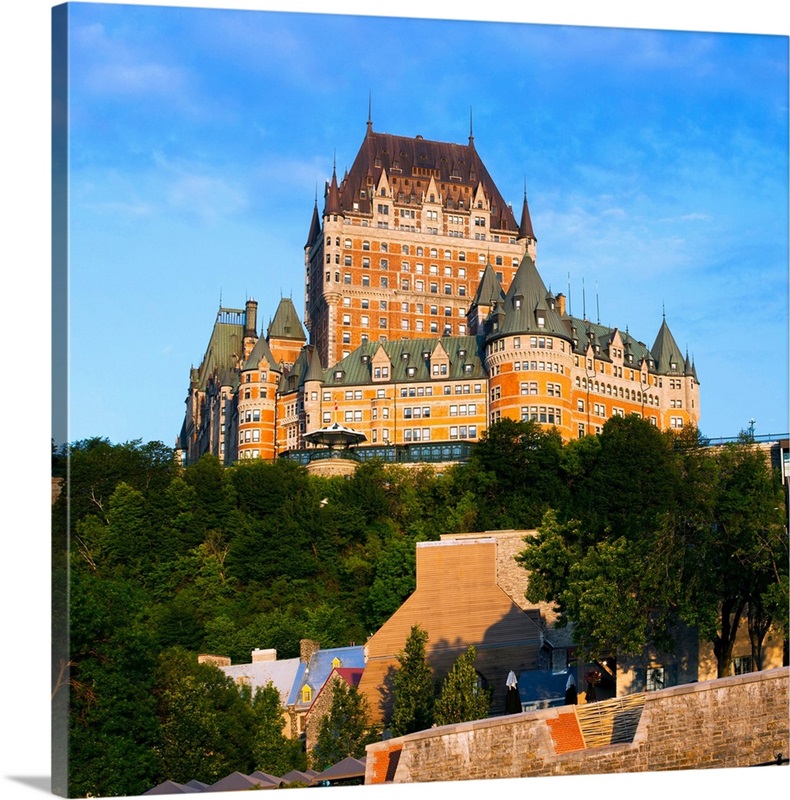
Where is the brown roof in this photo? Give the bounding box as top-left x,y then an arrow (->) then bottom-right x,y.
330,127 -> 518,233
358,537 -> 544,723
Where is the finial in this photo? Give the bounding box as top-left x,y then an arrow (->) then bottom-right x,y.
596,280 -> 600,325
582,277 -> 587,321
367,92 -> 372,132
469,107 -> 474,145
662,302 -> 666,321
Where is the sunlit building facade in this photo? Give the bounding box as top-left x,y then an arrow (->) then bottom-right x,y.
177,122 -> 700,465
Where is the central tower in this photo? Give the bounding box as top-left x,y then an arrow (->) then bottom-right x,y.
304,120 -> 536,367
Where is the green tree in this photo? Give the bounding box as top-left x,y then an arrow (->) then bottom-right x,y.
252,682 -> 306,775
67,570 -> 160,798
434,645 -> 492,726
311,682 -> 378,771
678,439 -> 788,677
463,418 -> 567,529
389,625 -> 435,736
153,647 -> 259,784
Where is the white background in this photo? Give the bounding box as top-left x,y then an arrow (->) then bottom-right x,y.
1,2 -> 787,799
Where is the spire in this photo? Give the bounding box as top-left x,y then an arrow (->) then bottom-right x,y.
367,92 -> 373,134
651,315 -> 684,375
470,262 -> 505,308
468,107 -> 474,147
324,162 -> 342,217
304,345 -> 325,383
306,191 -> 322,248
517,180 -> 536,241
267,297 -> 307,342
496,254 -> 567,337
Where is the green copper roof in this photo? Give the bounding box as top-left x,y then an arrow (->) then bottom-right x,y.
494,254 -> 568,338
319,335 -> 487,388
243,333 -> 279,372
470,262 -> 505,308
267,297 -> 306,341
192,307 -> 246,391
651,318 -> 685,375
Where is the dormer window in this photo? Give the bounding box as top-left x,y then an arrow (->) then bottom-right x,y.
301,685 -> 312,704
536,311 -> 546,328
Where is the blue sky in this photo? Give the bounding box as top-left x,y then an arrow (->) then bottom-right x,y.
53,3 -> 790,447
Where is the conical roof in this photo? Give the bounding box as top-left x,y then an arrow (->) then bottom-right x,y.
495,254 -> 567,338
304,345 -> 325,383
267,297 -> 306,341
324,167 -> 342,216
518,189 -> 536,241
651,317 -> 684,374
470,262 -> 505,308
305,199 -> 321,248
243,334 -> 278,371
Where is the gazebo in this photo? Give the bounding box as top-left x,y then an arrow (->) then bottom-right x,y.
302,422 -> 367,476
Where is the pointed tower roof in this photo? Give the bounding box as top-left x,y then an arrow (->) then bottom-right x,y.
517,187 -> 536,241
651,317 -> 684,374
324,165 -> 342,217
304,345 -> 325,383
306,197 -> 322,248
267,297 -> 307,341
243,333 -> 279,371
470,262 -> 505,308
495,254 -> 567,338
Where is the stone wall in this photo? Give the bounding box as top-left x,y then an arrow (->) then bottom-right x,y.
365,666 -> 789,784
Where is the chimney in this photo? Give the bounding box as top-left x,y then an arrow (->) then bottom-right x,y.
252,648 -> 277,663
300,639 -> 321,664
244,298 -> 258,338
556,293 -> 566,317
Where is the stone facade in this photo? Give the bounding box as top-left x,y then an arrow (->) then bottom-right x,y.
365,666 -> 790,783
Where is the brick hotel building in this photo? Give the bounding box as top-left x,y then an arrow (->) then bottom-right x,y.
178,119 -> 700,466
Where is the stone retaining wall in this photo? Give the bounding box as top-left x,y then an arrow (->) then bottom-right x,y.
366,667 -> 789,784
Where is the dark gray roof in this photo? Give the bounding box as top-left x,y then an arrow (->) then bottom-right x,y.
315,756 -> 366,782
143,780 -> 201,795
205,772 -> 274,792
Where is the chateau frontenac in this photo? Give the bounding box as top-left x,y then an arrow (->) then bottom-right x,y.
177,120 -> 700,466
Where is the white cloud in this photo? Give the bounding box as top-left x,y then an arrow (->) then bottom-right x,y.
166,173 -> 248,221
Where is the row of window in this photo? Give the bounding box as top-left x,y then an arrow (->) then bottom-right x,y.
513,361 -> 564,374
575,377 -> 660,405
329,239 -> 516,263
520,382 -> 562,397
520,406 -> 563,426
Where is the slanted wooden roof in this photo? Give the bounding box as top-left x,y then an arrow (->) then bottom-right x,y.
358,537 -> 544,723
